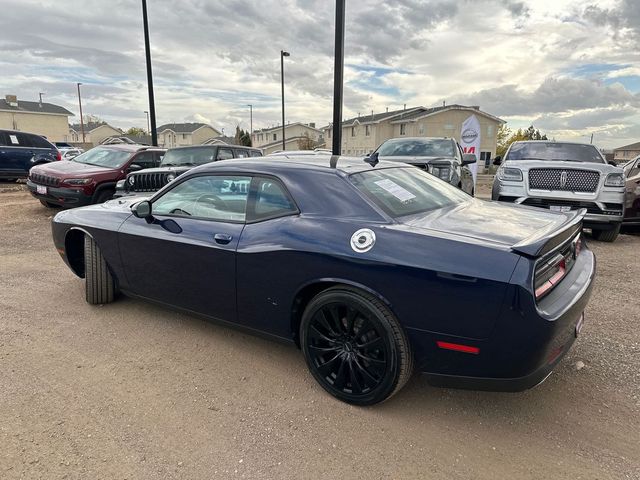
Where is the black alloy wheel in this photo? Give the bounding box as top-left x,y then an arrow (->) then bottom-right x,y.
301,286 -> 413,405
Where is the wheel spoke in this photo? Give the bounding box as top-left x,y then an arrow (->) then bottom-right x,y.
309,344 -> 340,353
345,307 -> 358,335
356,336 -> 383,350
326,305 -> 344,334
353,357 -> 381,387
348,359 -> 363,394
316,353 -> 341,374
317,309 -> 340,337
310,325 -> 337,344
333,356 -> 348,390
356,351 -> 386,365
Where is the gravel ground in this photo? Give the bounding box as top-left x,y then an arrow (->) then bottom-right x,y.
1,184 -> 639,479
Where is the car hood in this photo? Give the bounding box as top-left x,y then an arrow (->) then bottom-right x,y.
132,165 -> 191,174
378,156 -> 453,165
399,198 -> 576,250
502,159 -> 622,174
102,195 -> 149,211
35,160 -> 116,176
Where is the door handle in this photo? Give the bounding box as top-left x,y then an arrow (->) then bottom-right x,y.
214,233 -> 232,244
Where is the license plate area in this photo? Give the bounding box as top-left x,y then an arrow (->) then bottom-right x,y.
36,185 -> 47,195
550,205 -> 571,213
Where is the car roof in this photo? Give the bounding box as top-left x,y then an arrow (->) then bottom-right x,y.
512,140 -> 594,146
93,144 -> 152,152
381,136 -> 451,142
167,144 -> 260,151
191,155 -> 406,175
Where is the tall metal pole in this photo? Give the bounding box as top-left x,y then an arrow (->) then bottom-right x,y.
247,104 -> 253,145
142,0 -> 158,146
332,0 -> 346,155
280,50 -> 290,151
590,133 -> 594,144
77,82 -> 85,143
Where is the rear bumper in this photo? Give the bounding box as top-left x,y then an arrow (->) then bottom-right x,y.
409,248 -> 595,392
26,180 -> 93,207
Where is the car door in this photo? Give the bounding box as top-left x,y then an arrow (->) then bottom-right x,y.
118,173 -> 252,322
625,157 -> 640,222
2,132 -> 34,175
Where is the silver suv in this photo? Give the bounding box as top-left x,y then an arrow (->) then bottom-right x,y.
492,141 -> 625,242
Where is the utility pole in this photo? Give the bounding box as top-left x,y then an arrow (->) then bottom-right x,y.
332,0 -> 346,156
280,50 -> 290,151
38,92 -> 45,105
142,0 -> 158,146
590,133 -> 594,144
77,83 -> 86,143
247,104 -> 253,144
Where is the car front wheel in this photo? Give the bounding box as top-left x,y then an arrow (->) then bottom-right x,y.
592,224 -> 621,242
84,236 -> 116,304
300,286 -> 413,405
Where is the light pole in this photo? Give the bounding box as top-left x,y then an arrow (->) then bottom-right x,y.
332,0 -> 346,156
141,0 -> 158,146
144,110 -> 150,134
247,104 -> 253,145
280,50 -> 290,151
76,82 -> 86,143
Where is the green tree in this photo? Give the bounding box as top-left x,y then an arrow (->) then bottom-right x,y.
126,127 -> 146,136
497,124 -> 548,158
234,126 -> 252,146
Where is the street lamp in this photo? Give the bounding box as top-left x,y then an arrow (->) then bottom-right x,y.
280,50 -> 290,151
247,104 -> 253,144
76,82 -> 86,143
332,0 -> 346,156
141,0 -> 157,146
144,110 -> 150,135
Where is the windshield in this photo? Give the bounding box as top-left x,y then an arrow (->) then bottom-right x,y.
376,138 -> 455,157
161,147 -> 217,167
72,147 -> 132,168
350,167 -> 469,218
505,142 -> 605,163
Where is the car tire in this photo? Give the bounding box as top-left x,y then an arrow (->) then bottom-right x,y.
592,224 -> 621,242
39,199 -> 58,208
94,189 -> 114,204
84,236 -> 115,305
300,286 -> 413,406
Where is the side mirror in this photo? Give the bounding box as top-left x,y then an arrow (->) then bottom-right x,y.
128,163 -> 143,173
132,200 -> 152,219
462,153 -> 477,165
493,156 -> 502,166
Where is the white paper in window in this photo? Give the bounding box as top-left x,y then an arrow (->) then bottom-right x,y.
9,135 -> 19,144
374,179 -> 416,202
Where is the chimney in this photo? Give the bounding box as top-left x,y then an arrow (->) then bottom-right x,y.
472,105 -> 480,110
386,107 -> 389,113
403,104 -> 406,110
309,122 -> 315,128
443,100 -> 446,107
5,95 -> 18,107
371,110 -> 374,117
358,112 -> 360,118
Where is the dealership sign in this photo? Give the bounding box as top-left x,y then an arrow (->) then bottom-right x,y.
460,115 -> 481,184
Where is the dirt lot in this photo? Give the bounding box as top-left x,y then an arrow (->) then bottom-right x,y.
1,184 -> 639,479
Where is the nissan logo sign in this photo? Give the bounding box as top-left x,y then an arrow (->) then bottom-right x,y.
461,128 -> 478,144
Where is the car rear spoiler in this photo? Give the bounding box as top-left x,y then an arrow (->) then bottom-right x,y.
511,208 -> 586,257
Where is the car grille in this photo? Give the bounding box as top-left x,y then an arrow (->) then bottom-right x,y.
30,172 -> 61,187
528,169 -> 600,193
130,172 -> 171,192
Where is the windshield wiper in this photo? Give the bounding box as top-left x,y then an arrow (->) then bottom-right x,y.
551,158 -> 585,162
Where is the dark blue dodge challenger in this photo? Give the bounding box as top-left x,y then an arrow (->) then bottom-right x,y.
52,156 -> 595,405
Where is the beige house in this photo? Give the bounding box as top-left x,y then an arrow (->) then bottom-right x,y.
0,94 -> 73,142
158,123 -> 222,148
69,122 -> 122,146
251,122 -> 323,150
613,141 -> 640,163
323,104 -> 504,167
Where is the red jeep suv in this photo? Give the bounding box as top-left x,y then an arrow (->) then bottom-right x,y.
27,144 -> 165,208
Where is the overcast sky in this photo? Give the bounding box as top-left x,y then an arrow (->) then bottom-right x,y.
1,0 -> 639,148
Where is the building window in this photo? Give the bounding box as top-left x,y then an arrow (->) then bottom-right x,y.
351,126 -> 356,137
487,125 -> 493,136
183,133 -> 187,139
400,123 -> 406,135
273,133 -> 277,141
365,125 -> 370,136
418,123 -> 425,135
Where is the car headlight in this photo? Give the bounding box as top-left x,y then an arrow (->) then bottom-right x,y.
498,167 -> 523,182
428,165 -> 451,180
166,173 -> 176,182
128,176 -> 136,186
65,178 -> 92,185
604,173 -> 624,187
116,180 -> 125,189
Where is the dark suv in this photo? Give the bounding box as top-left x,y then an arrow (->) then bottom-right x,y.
114,144 -> 262,197
27,145 -> 165,208
0,129 -> 61,181
369,137 -> 477,195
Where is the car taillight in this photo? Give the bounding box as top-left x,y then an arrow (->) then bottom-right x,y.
56,150 -> 62,161
534,254 -> 567,300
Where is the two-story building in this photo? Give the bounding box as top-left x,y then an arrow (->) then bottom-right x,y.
613,141 -> 640,163
251,122 -> 323,155
323,104 -> 504,167
69,122 -> 123,146
0,94 -> 73,142
158,123 -> 222,148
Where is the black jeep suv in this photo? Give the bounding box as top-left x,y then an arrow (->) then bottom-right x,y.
115,144 -> 262,197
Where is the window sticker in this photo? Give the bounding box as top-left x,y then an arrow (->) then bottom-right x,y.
374,179 -> 416,202
9,135 -> 19,144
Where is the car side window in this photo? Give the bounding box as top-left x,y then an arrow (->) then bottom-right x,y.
216,148 -> 234,160
29,135 -> 53,149
11,133 -> 32,147
0,132 -> 8,146
155,152 -> 165,165
249,150 -> 263,157
131,151 -> 155,169
152,175 -> 252,222
248,177 -> 298,222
